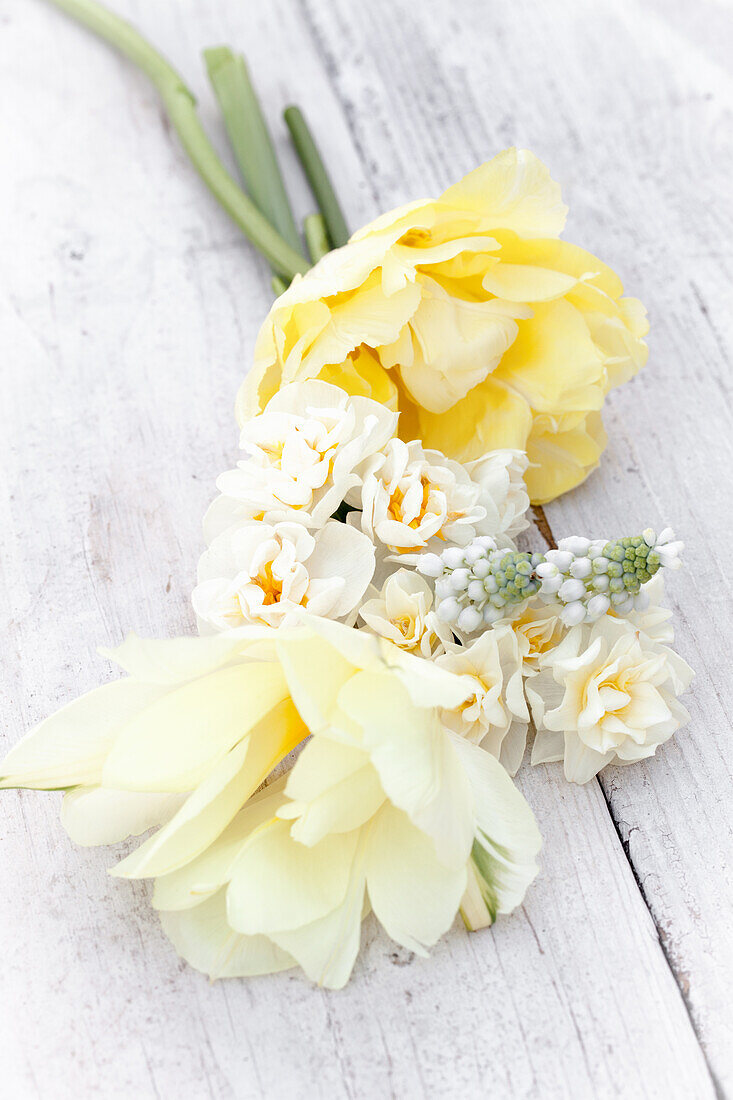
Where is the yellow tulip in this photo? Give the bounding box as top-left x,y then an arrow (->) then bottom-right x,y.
238,148 -> 648,503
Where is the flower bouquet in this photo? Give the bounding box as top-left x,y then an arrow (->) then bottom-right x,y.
1,0 -> 693,989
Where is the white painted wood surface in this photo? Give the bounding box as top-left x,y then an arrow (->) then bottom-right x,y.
1,1 -> 731,1096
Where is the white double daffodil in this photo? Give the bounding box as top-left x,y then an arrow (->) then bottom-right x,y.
193,519 -> 375,631
204,380 -> 397,538
529,614 -> 694,783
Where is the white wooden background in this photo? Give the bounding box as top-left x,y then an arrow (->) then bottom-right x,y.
1,1 -> 731,1097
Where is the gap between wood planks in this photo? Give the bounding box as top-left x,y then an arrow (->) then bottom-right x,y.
535,505 -> 723,1097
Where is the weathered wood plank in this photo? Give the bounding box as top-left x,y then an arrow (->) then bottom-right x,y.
0,0 -> 727,1096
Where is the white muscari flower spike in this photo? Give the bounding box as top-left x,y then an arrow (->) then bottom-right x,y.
416,529 -> 683,634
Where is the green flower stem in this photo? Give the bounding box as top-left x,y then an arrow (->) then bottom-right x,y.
284,105 -> 350,248
271,275 -> 289,297
304,213 -> 331,264
204,47 -> 304,270
46,0 -> 310,280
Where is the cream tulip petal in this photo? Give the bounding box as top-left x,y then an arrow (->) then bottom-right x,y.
111,698 -> 305,879
449,734 -> 539,906
338,671 -> 474,867
451,736 -> 541,917
102,662 -> 290,792
439,148 -> 567,238
282,737 -> 385,846
61,787 -> 186,847
0,679 -> 166,791
383,644 -> 475,710
366,804 -> 467,954
152,781 -> 287,911
160,890 -> 295,979
275,634 -> 358,733
227,819 -> 360,934
268,838 -> 368,989
99,631 -> 256,684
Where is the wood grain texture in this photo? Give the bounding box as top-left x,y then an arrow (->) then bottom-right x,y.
0,0 -> 730,1097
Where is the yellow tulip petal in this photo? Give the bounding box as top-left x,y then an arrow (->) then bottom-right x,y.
494,299 -> 604,414
111,697 -> 305,878
0,679 -> 166,791
492,233 -> 624,298
366,803 -> 467,954
525,410 -> 607,503
317,347 -> 399,409
102,662 -> 289,792
160,890 -> 295,979
417,374 -> 533,461
61,787 -> 186,847
482,263 -> 579,302
381,277 -> 526,413
440,148 -> 567,238
298,276 -> 421,382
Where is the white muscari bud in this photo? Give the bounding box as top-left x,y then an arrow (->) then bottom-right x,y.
559,536 -> 591,556
467,579 -> 486,601
464,544 -> 486,566
559,578 -> 586,603
437,596 -> 461,623
417,552 -> 444,578
435,577 -> 453,600
560,602 -> 587,626
450,568 -> 471,592
570,558 -> 593,580
545,550 -> 573,571
442,546 -> 467,570
457,606 -> 483,632
587,594 -> 611,619
416,528 -> 683,638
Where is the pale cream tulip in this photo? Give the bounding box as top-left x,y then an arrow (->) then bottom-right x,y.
152,619 -> 542,986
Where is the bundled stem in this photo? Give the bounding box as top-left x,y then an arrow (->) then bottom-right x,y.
204,47 -> 304,270
284,106 -> 350,248
304,214 -> 331,264
46,0 -> 309,280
